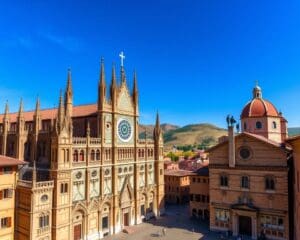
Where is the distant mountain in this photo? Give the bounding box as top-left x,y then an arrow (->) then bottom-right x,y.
163,123 -> 227,150
288,127 -> 300,136
138,124 -> 300,151
139,124 -> 180,139
139,123 -> 227,150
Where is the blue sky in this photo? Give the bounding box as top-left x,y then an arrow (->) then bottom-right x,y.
1,0 -> 300,127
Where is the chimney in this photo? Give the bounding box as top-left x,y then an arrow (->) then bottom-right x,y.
228,125 -> 235,167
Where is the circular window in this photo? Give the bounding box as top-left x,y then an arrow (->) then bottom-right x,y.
256,121 -> 262,129
124,167 -> 128,173
149,165 -> 152,170
76,172 -> 82,179
140,165 -> 144,171
91,170 -> 97,177
117,119 -> 133,142
129,166 -> 133,172
239,147 -> 251,160
41,194 -> 48,202
118,168 -> 122,173
104,169 -> 110,176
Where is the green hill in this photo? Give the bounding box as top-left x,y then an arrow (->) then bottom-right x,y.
139,123 -> 227,151
288,127 -> 300,136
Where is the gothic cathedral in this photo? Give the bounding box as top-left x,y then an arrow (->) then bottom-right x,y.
0,59 -> 165,240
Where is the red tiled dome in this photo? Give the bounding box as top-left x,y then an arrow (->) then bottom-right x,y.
241,98 -> 279,118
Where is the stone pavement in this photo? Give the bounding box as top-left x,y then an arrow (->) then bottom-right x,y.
104,204 -> 230,240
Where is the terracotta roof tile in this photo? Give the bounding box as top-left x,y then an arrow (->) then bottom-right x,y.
0,155 -> 26,167
0,103 -> 97,122
241,98 -> 279,118
164,169 -> 193,177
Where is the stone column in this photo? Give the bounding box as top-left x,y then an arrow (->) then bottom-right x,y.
232,213 -> 238,237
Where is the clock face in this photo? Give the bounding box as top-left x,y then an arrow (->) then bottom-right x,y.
117,119 -> 132,142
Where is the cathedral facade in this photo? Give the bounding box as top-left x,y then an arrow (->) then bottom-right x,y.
0,60 -> 165,240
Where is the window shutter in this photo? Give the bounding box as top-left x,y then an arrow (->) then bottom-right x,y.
7,217 -> 11,227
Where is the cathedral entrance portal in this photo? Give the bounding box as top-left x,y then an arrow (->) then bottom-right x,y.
239,215 -> 252,236
73,224 -> 82,240
123,212 -> 129,226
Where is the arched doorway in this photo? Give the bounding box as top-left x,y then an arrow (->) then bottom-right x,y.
73,211 -> 85,240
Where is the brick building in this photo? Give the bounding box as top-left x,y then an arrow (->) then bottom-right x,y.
164,169 -> 192,204
189,166 -> 209,220
286,136 -> 300,240
0,155 -> 25,240
209,85 -> 290,239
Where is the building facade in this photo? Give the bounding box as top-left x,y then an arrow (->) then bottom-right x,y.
0,155 -> 25,240
286,136 -> 300,240
0,61 -> 165,240
189,166 -> 209,220
164,169 -> 191,204
209,85 -> 290,239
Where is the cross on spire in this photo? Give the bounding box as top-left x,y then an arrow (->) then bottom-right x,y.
119,51 -> 125,67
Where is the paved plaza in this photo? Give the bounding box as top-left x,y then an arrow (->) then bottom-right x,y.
105,204 -> 225,240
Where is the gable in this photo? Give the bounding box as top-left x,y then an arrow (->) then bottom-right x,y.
209,133 -> 288,167
117,85 -> 134,112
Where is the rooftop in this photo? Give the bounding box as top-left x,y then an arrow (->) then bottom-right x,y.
164,169 -> 193,177
0,155 -> 26,167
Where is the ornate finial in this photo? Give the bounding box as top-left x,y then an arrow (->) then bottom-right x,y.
119,51 -> 125,67
253,80 -> 262,98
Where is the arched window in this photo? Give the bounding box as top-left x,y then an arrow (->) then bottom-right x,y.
90,150 -> 95,161
79,150 -> 84,161
73,150 -> 78,162
148,149 -> 151,157
39,214 -> 49,228
256,121 -> 262,129
265,176 -> 275,190
241,176 -> 250,189
244,122 -> 247,130
272,121 -> 277,129
138,149 -> 141,158
96,150 -> 100,160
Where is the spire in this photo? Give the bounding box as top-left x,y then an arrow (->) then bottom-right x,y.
35,96 -> 40,116
121,66 -> 127,84
86,120 -> 90,137
132,70 -> 138,104
153,112 -> 161,139
18,98 -> 24,118
58,90 -> 65,127
99,57 -> 106,86
32,160 -> 37,183
4,101 -> 9,119
110,63 -> 117,101
98,57 -> 106,109
155,112 -> 160,129
66,68 -> 72,96
252,80 -> 262,99
65,68 -> 73,116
